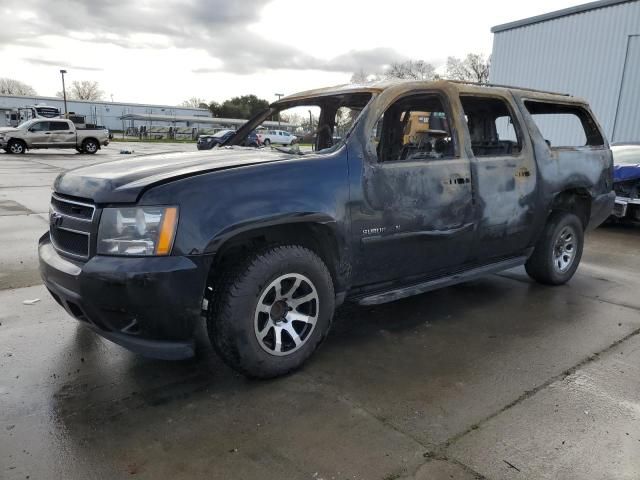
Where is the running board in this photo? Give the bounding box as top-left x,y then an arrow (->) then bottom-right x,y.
355,256 -> 528,306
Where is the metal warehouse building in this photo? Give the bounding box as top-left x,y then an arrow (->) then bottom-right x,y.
490,0 -> 640,143
0,95 -> 211,130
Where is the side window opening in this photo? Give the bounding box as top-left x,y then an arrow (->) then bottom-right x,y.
524,101 -> 604,148
50,122 -> 69,131
29,122 -> 49,132
460,96 -> 522,157
373,94 -> 455,162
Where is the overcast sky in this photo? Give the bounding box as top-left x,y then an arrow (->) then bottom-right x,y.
0,0 -> 587,105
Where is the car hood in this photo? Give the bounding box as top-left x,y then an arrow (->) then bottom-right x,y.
0,127 -> 20,134
54,147 -> 297,203
613,163 -> 640,183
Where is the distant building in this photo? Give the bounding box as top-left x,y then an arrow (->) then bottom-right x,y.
0,95 -> 298,137
490,0 -> 640,143
0,94 -> 211,130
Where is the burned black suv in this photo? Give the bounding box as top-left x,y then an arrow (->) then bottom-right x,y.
39,80 -> 615,378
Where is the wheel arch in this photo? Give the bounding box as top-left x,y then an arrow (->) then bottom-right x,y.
82,137 -> 100,149
548,187 -> 593,229
206,216 -> 348,297
7,138 -> 27,151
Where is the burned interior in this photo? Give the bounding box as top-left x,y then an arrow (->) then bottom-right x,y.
374,94 -> 456,162
461,95 -> 523,156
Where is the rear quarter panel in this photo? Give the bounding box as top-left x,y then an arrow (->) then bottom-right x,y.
511,93 -> 613,232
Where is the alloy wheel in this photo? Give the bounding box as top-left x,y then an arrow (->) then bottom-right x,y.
254,273 -> 319,356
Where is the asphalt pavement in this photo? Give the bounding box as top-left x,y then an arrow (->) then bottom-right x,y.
1,143 -> 639,480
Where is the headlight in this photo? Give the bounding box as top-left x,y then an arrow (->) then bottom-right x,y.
97,206 -> 178,256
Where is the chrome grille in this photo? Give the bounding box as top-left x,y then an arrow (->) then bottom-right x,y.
51,194 -> 95,221
49,195 -> 96,259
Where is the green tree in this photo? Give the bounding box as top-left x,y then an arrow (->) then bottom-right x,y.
208,101 -> 222,117
217,95 -> 269,119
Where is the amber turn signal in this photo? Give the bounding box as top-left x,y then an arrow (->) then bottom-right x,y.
156,207 -> 179,255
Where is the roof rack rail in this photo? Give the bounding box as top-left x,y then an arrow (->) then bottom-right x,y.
447,80 -> 572,97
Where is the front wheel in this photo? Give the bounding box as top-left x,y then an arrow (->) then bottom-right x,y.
7,140 -> 25,154
525,211 -> 584,285
263,139 -> 271,146
208,245 -> 335,378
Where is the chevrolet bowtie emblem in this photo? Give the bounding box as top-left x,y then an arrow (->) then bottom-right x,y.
50,212 -> 64,227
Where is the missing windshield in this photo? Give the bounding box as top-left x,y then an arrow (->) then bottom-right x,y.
228,92 -> 374,153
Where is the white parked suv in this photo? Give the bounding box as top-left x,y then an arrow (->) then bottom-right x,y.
258,129 -> 297,146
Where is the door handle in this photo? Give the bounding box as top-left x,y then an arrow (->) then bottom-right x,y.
44,132 -> 51,135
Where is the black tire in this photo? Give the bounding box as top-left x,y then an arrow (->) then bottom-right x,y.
82,138 -> 99,154
207,245 -> 335,378
263,139 -> 271,146
525,211 -> 584,285
7,139 -> 25,154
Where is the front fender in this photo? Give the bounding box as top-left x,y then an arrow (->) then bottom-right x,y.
139,148 -> 351,257
204,212 -> 338,253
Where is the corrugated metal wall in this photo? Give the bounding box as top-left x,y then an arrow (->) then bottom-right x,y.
490,0 -> 640,143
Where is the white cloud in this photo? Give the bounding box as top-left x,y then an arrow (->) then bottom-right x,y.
0,0 -> 588,105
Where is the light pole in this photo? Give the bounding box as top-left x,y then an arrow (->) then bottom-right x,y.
275,93 -> 284,127
59,69 -> 68,117
308,109 -> 313,151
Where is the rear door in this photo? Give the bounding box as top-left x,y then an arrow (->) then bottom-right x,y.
48,120 -> 76,147
459,94 -> 538,260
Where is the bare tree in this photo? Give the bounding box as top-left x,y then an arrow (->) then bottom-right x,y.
445,54 -> 491,84
350,68 -> 382,84
180,97 -> 209,109
57,80 -> 104,100
0,78 -> 37,96
385,60 -> 437,81
279,112 -> 304,127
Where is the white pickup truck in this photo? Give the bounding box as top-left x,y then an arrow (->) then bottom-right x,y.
0,118 -> 109,154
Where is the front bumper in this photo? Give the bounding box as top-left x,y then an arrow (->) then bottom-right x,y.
612,196 -> 640,220
38,233 -> 212,360
0,139 -> 7,149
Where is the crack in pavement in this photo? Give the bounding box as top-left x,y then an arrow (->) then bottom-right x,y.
439,325 -> 640,449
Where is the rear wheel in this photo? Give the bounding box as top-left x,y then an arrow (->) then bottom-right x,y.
82,139 -> 99,154
7,140 -> 25,154
525,211 -> 584,285
207,245 -> 335,378
263,139 -> 271,146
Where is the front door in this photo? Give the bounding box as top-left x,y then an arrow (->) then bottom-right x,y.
352,92 -> 475,286
26,121 -> 51,147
